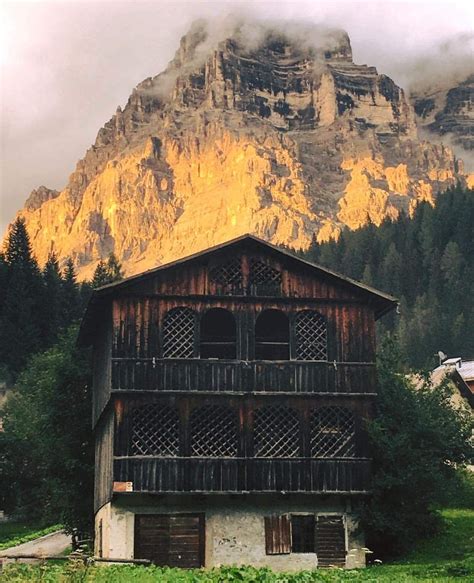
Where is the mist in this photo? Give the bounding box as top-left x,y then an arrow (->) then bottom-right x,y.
1,0 -> 473,235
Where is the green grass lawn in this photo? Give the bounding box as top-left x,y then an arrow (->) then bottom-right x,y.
0,521 -> 62,550
1,509 -> 472,582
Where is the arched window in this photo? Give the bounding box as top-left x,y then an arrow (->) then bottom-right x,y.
131,404 -> 180,456
255,309 -> 289,360
254,406 -> 300,457
295,310 -> 328,361
162,307 -> 196,358
200,308 -> 236,359
310,407 -> 355,457
190,406 -> 238,457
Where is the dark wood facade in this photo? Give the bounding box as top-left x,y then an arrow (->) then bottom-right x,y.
81,236 -> 397,513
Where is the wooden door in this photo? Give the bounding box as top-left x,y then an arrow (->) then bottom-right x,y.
134,513 -> 205,567
315,515 -> 346,567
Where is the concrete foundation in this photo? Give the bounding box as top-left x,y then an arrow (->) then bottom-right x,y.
95,494 -> 366,570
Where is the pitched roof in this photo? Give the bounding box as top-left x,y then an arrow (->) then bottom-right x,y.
78,234 -> 398,344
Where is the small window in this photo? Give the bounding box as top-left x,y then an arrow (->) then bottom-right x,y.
255,309 -> 289,360
162,307 -> 196,358
291,515 -> 315,553
249,259 -> 282,295
200,308 -> 236,359
295,310 -> 328,361
190,406 -> 238,457
209,258 -> 243,294
310,407 -> 355,458
131,405 -> 180,456
254,406 -> 300,457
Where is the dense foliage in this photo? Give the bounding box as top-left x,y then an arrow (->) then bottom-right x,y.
0,326 -> 94,533
304,185 -> 474,368
360,338 -> 473,558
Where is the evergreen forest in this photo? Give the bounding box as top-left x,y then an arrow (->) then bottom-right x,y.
303,184 -> 474,368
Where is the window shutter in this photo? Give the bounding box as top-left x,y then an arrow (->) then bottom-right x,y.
315,515 -> 346,567
264,514 -> 291,555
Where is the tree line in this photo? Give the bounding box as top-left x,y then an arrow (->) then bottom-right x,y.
303,184 -> 474,368
0,217 -> 123,382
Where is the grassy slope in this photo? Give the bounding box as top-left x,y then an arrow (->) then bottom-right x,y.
0,521 -> 62,550
1,509 -> 472,582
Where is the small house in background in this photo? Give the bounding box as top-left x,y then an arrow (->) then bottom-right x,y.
432,357 -> 474,409
79,235 -> 397,570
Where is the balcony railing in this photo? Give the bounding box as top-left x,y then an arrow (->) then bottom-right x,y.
113,457 -> 371,493
111,359 -> 376,394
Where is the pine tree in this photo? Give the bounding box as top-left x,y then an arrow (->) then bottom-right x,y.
91,253 -> 124,289
62,258 -> 82,326
0,218 -> 43,377
91,260 -> 110,289
106,252 -> 124,283
41,252 -> 63,346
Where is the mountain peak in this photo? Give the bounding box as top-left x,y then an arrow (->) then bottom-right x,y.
9,22 -> 472,279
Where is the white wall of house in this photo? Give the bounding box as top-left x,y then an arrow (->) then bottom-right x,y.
95,494 -> 366,570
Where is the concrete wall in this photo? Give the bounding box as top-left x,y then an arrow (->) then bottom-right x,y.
95,494 -> 366,570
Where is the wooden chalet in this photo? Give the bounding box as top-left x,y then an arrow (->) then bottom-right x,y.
79,235 -> 397,570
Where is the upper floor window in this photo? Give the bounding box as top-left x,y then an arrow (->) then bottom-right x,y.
255,309 -> 289,360
249,259 -> 282,296
131,404 -> 180,456
209,258 -> 243,295
254,406 -> 300,457
295,310 -> 328,361
162,307 -> 197,358
310,407 -> 355,457
200,308 -> 236,359
190,405 -> 238,457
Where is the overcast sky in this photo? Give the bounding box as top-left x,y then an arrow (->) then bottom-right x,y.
1,0 -> 473,235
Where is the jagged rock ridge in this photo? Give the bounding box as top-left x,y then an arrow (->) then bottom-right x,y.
411,74 -> 474,152
9,21 -> 472,279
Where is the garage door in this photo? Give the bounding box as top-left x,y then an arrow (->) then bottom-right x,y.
134,514 -> 205,567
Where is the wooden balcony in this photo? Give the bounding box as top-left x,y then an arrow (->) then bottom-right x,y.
111,358 -> 376,394
113,457 -> 371,493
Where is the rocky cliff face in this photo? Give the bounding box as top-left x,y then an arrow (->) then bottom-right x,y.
411,74 -> 474,152
9,21 -> 472,278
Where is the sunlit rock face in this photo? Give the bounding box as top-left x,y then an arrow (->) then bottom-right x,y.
10,21 -> 471,278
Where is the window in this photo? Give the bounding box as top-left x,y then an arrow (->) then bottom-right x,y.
291,515 -> 315,553
265,514 -> 346,564
131,405 -> 180,456
310,407 -> 355,457
295,310 -> 327,361
249,259 -> 282,295
254,406 -> 300,457
209,258 -> 243,294
190,406 -> 238,457
255,309 -> 289,360
162,307 -> 196,358
200,308 -> 236,359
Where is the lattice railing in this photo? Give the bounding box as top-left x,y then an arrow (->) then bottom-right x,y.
254,406 -> 300,457
190,406 -> 238,457
295,310 -> 328,360
162,307 -> 196,358
249,259 -> 282,295
131,404 -> 180,456
310,407 -> 355,457
209,258 -> 243,293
